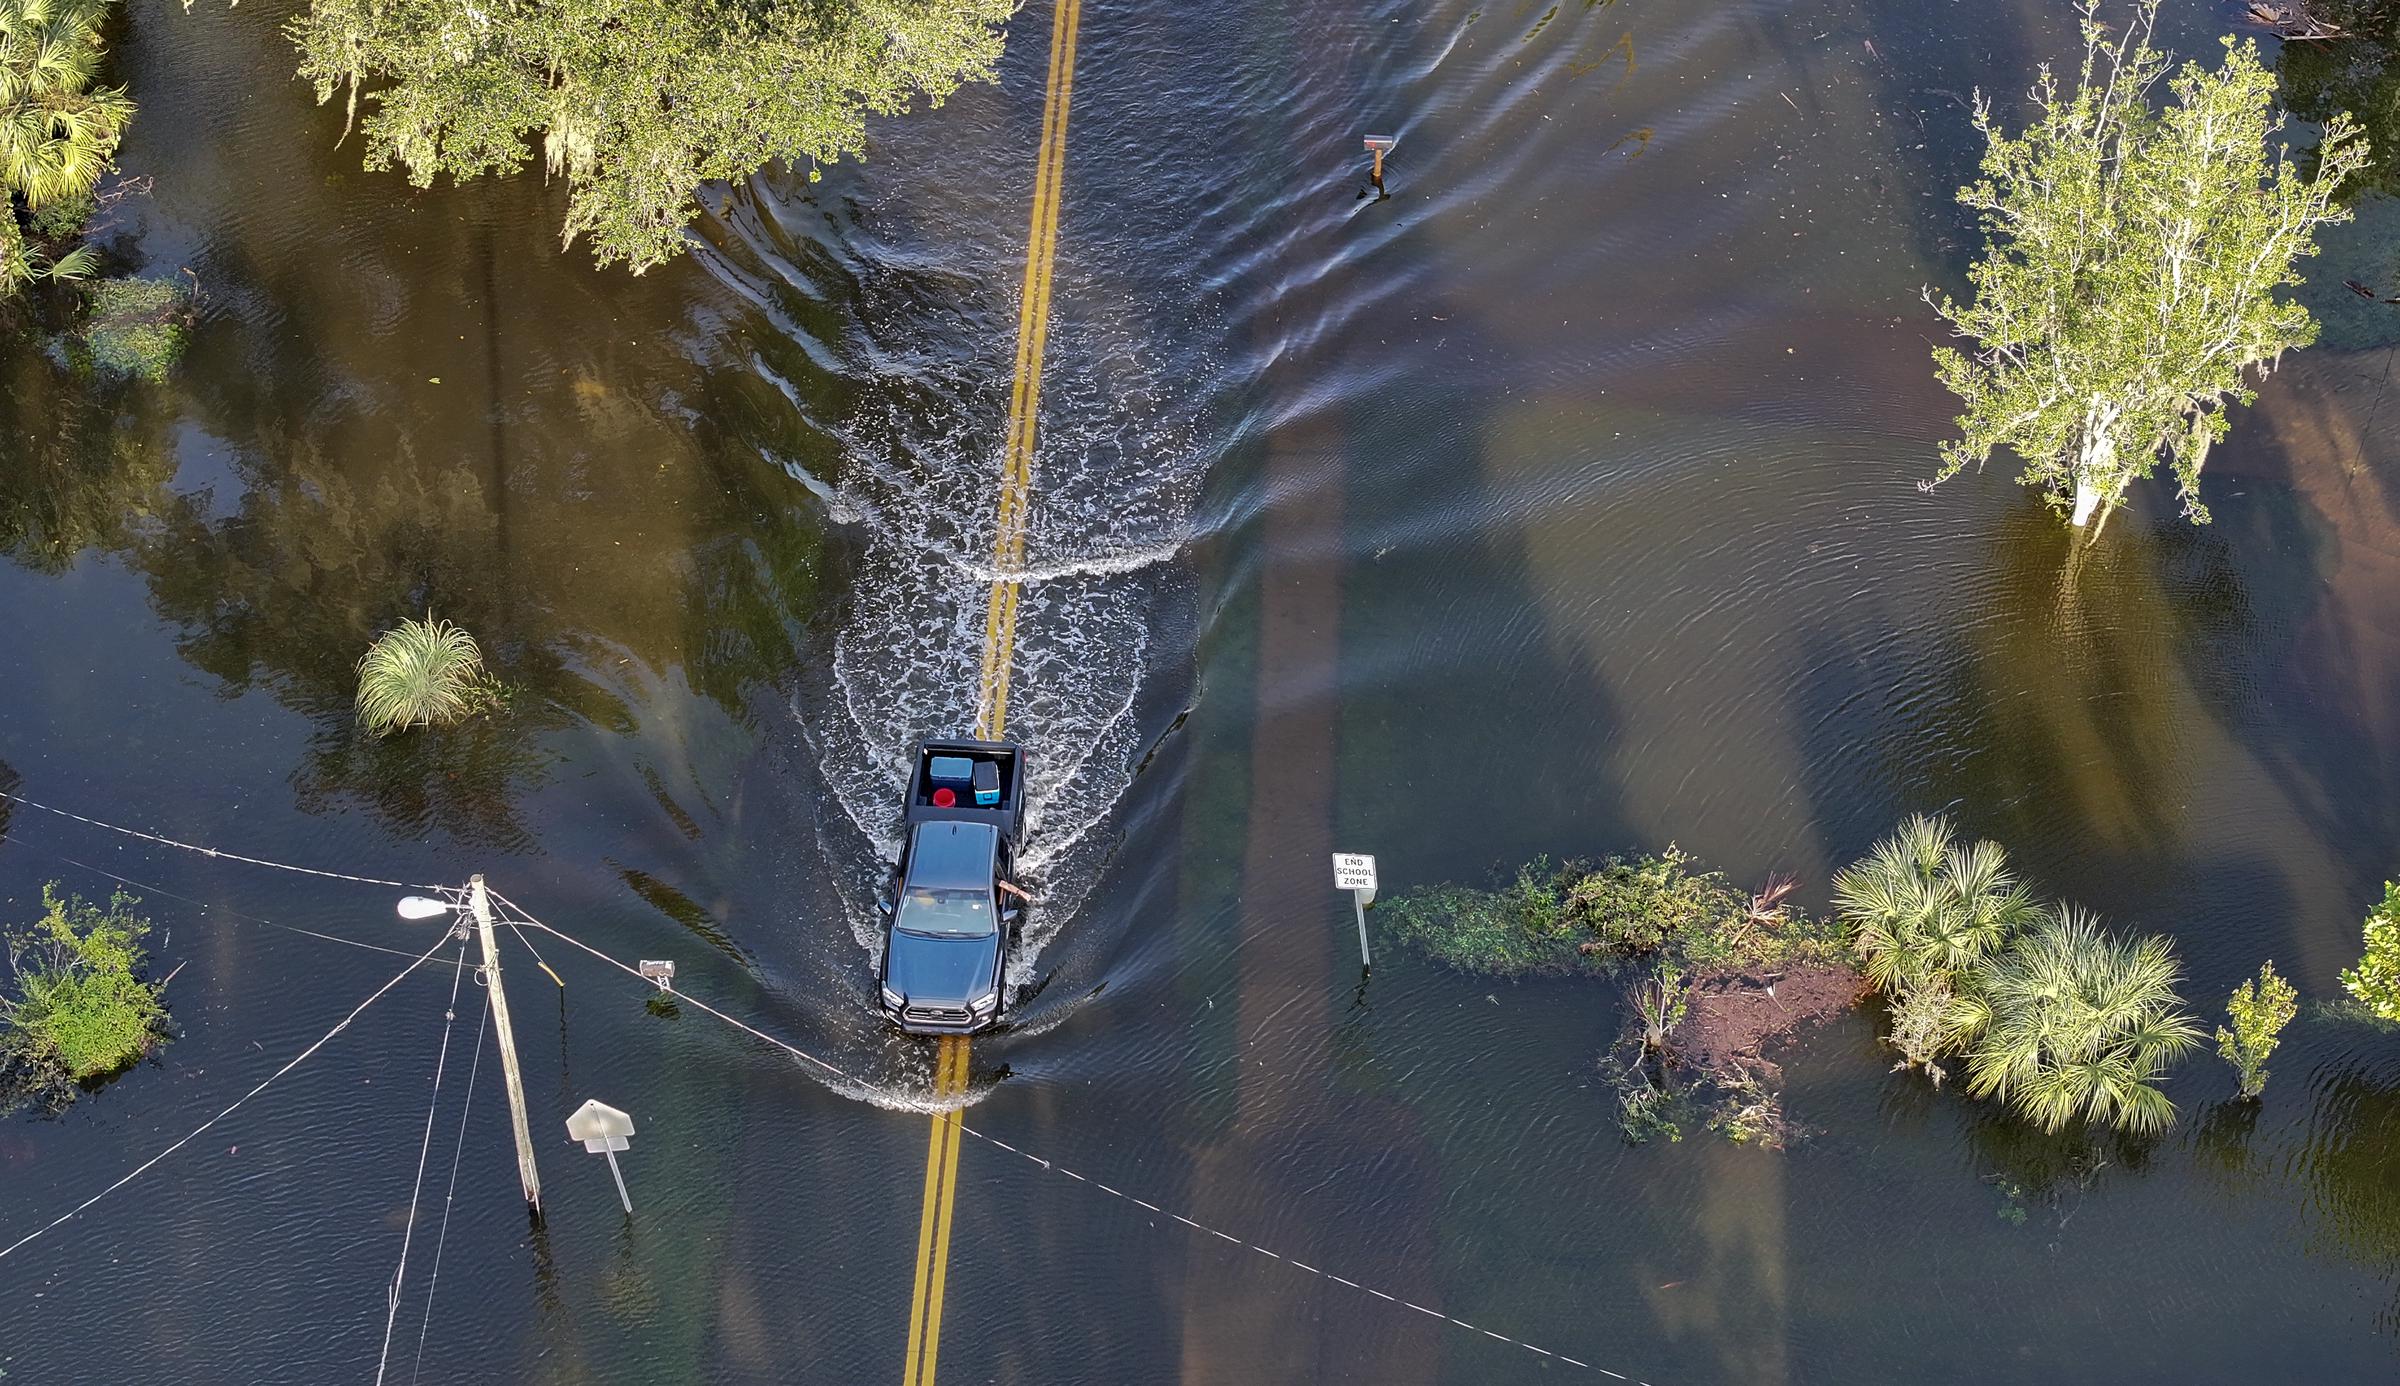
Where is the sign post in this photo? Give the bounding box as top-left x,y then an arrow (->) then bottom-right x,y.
1332,853 -> 1378,969
565,1099 -> 637,1214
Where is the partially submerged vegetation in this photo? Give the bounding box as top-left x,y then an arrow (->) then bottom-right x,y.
355,615 -> 501,734
1388,814 -> 2279,1145
64,273 -> 191,380
1,884 -> 171,1111
1837,816 -> 2203,1135
2340,881 -> 2400,1024
2,0 -> 195,380
2219,961 -> 2298,1101
1926,0 -> 2365,533
1383,848 -> 1859,1147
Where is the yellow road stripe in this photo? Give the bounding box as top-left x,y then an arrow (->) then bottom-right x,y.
978,0 -> 1083,741
902,1036 -> 964,1386
917,1048 -> 968,1383
908,1 -> 1081,1379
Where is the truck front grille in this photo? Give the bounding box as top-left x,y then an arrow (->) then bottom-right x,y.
905,1004 -> 972,1025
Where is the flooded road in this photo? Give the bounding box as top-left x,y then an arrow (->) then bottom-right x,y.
7,0 -> 2400,1381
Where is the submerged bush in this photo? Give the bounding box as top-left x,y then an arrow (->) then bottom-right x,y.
1958,908 -> 2201,1136
77,276 -> 191,381
2218,960 -> 2297,1100
1839,815 -> 2208,1132
2340,882 -> 2400,1024
1835,815 -> 2038,999
1565,847 -> 1746,960
355,615 -> 497,735
2,884 -> 170,1107
1376,858 -> 1579,977
1379,848 -> 1835,980
0,0 -> 134,295
1834,815 -> 2042,1078
1384,847 -> 1855,1147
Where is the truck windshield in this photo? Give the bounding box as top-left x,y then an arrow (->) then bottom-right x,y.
896,887 -> 996,938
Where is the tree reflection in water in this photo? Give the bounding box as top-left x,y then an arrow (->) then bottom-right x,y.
1,359 -> 826,847
0,343 -> 174,574
2281,3 -> 2400,201
2299,1060 -> 2400,1329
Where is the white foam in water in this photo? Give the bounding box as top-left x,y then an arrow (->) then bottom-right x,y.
792,273 -> 1210,992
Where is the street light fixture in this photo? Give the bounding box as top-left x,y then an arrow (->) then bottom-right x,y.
396,895 -> 457,920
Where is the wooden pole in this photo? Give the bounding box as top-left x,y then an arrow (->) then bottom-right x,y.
472,875 -> 543,1216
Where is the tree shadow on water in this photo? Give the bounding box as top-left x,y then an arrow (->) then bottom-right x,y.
1908,504 -> 2237,862
1955,1095 -> 2165,1231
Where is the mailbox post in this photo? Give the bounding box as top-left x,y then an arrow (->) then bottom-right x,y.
1332,853 -> 1378,969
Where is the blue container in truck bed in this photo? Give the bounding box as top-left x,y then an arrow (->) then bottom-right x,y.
902,738 -> 1026,841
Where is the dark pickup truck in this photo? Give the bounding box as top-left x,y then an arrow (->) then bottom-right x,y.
875,738 -> 1028,1035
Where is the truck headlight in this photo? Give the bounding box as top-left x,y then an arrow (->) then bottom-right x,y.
968,990 -> 1000,1016
880,986 -> 906,1010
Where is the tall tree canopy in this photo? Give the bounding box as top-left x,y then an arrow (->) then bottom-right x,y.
1926,0 -> 2367,534
287,0 -> 1012,272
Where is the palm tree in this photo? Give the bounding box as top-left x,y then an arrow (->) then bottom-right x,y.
1833,814 -> 2042,996
355,616 -> 493,735
0,0 -> 132,216
1961,907 -> 2203,1135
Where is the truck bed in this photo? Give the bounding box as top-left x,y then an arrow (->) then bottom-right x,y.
902,737 -> 1027,841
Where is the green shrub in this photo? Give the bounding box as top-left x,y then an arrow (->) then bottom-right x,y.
79,276 -> 192,381
1377,858 -> 1579,977
2,885 -> 170,1100
27,190 -> 95,244
1834,814 -> 2039,998
1835,815 -> 2042,1076
2218,960 -> 2297,1099
1566,847 -> 1743,959
1381,848 -> 1844,980
2340,882 -> 2400,1024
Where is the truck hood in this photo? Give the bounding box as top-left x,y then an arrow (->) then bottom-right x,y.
885,932 -> 999,1005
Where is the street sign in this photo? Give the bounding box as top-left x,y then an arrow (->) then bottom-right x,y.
566,1099 -> 635,1152
566,1099 -> 637,1213
1334,853 -> 1378,969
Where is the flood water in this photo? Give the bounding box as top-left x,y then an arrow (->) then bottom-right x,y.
7,0 -> 2400,1381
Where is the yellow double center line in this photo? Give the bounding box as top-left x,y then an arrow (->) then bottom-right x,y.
905,1 -> 1082,1382
976,0 -> 1082,743
902,1034 -> 971,1386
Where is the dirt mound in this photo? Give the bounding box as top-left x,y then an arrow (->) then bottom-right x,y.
1675,961 -> 1867,1085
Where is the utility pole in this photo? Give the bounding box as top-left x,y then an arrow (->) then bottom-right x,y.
472,875 -> 542,1216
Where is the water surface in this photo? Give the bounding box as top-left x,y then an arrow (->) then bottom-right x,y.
6,0 -> 2400,1381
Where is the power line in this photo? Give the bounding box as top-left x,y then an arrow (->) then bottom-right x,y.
486,887 -> 850,1084
0,786 -> 441,891
483,890 -> 1647,1380
377,941 -> 470,1386
410,985 -> 491,1386
5,837 -> 468,969
0,930 -> 456,1263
